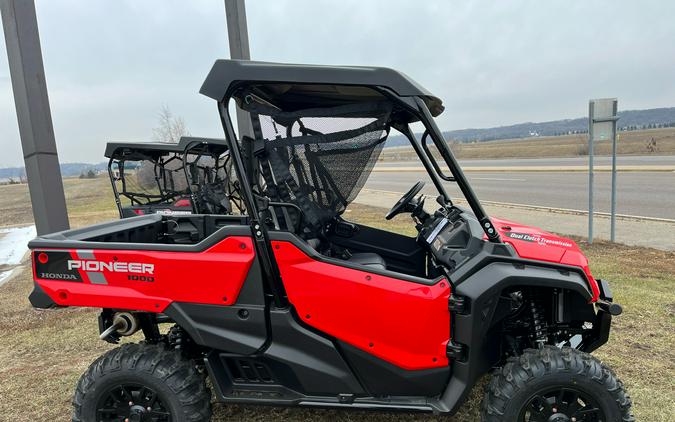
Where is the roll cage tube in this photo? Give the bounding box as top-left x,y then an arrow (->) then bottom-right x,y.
107,157 -> 124,217
217,100 -> 288,308
395,123 -> 451,204
181,139 -> 211,214
421,131 -> 454,182
412,96 -> 501,243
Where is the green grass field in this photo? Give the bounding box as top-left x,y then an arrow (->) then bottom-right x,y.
0,178 -> 673,421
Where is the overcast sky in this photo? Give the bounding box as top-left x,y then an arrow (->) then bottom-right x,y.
1,0 -> 674,167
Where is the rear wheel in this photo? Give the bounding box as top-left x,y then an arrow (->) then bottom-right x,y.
72,343 -> 211,422
481,346 -> 634,422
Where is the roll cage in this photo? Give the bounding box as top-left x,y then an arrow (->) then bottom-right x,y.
201,59 -> 502,307
105,136 -> 241,217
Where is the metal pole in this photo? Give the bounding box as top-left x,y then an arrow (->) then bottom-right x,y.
224,0 -> 252,135
224,0 -> 255,180
588,101 -> 594,244
1,0 -> 69,234
610,100 -> 618,242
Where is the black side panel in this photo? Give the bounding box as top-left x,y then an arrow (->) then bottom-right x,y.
28,282 -> 58,309
439,261 -> 593,414
165,302 -> 266,354
263,308 -> 365,395
233,256 -> 266,306
163,256 -> 267,354
327,223 -> 427,277
339,341 -> 449,397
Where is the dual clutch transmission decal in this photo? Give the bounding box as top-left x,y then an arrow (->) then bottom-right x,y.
504,232 -> 573,248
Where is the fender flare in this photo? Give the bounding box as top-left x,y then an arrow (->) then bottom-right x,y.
438,261 -> 593,414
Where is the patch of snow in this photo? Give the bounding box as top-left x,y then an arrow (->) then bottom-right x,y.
0,268 -> 16,287
0,225 -> 37,266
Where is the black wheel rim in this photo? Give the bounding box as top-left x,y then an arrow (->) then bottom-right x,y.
96,383 -> 172,422
519,386 -> 607,422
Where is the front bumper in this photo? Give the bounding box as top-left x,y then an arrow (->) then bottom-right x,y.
584,279 -> 619,353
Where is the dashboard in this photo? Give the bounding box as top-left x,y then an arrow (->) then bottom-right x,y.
419,208 -> 484,273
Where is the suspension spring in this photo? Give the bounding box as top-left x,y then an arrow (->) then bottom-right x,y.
529,299 -> 547,346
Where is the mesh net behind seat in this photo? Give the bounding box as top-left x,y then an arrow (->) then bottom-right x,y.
240,94 -> 392,233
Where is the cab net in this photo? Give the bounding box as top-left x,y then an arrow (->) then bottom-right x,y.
239,94 -> 392,231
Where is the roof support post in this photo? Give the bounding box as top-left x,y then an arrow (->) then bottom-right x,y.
1,0 -> 69,234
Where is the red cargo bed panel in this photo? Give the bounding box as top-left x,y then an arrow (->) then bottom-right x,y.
32,236 -> 255,312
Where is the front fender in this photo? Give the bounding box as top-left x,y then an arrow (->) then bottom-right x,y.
439,261 -> 593,414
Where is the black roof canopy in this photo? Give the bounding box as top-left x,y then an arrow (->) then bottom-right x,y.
199,60 -> 444,117
105,136 -> 227,160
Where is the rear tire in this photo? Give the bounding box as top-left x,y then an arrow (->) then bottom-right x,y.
72,342 -> 211,422
481,346 -> 634,422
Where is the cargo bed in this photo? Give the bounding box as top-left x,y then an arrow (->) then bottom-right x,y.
28,214 -> 250,252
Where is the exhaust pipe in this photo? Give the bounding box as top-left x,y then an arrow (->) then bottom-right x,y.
99,312 -> 140,340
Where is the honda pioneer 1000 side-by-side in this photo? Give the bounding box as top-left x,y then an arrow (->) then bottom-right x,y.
107,136 -> 241,218
28,60 -> 633,421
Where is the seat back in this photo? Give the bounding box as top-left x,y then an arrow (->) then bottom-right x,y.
241,93 -> 392,236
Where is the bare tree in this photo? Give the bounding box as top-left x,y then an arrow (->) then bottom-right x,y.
128,106 -> 191,192
152,105 -> 190,143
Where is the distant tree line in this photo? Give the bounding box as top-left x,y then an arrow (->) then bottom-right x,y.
619,122 -> 675,131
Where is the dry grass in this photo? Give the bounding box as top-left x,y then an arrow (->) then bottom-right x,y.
0,176 -> 117,228
381,127 -> 675,161
0,182 -> 673,421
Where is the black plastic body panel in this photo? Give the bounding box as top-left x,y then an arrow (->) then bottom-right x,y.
28,281 -> 58,309
165,302 -> 266,355
439,261 -> 595,414
163,256 -> 267,354
105,136 -> 227,159
583,279 -> 615,353
200,59 -> 442,116
263,308 -> 364,395
206,307 -> 364,401
339,341 -> 449,397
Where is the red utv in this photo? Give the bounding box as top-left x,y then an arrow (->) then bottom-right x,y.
106,136 -> 241,218
28,60 -> 632,421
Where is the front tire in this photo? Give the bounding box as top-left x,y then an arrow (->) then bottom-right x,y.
72,342 -> 212,422
481,346 -> 634,422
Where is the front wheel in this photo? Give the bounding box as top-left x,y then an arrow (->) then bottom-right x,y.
72,343 -> 212,422
481,346 -> 634,422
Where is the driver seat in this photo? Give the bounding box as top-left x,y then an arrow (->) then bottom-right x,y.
347,252 -> 387,271
306,238 -> 387,271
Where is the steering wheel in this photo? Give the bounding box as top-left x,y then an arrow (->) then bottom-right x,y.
385,181 -> 425,220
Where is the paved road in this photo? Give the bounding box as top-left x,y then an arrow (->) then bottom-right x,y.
365,170 -> 675,219
380,154 -> 675,168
